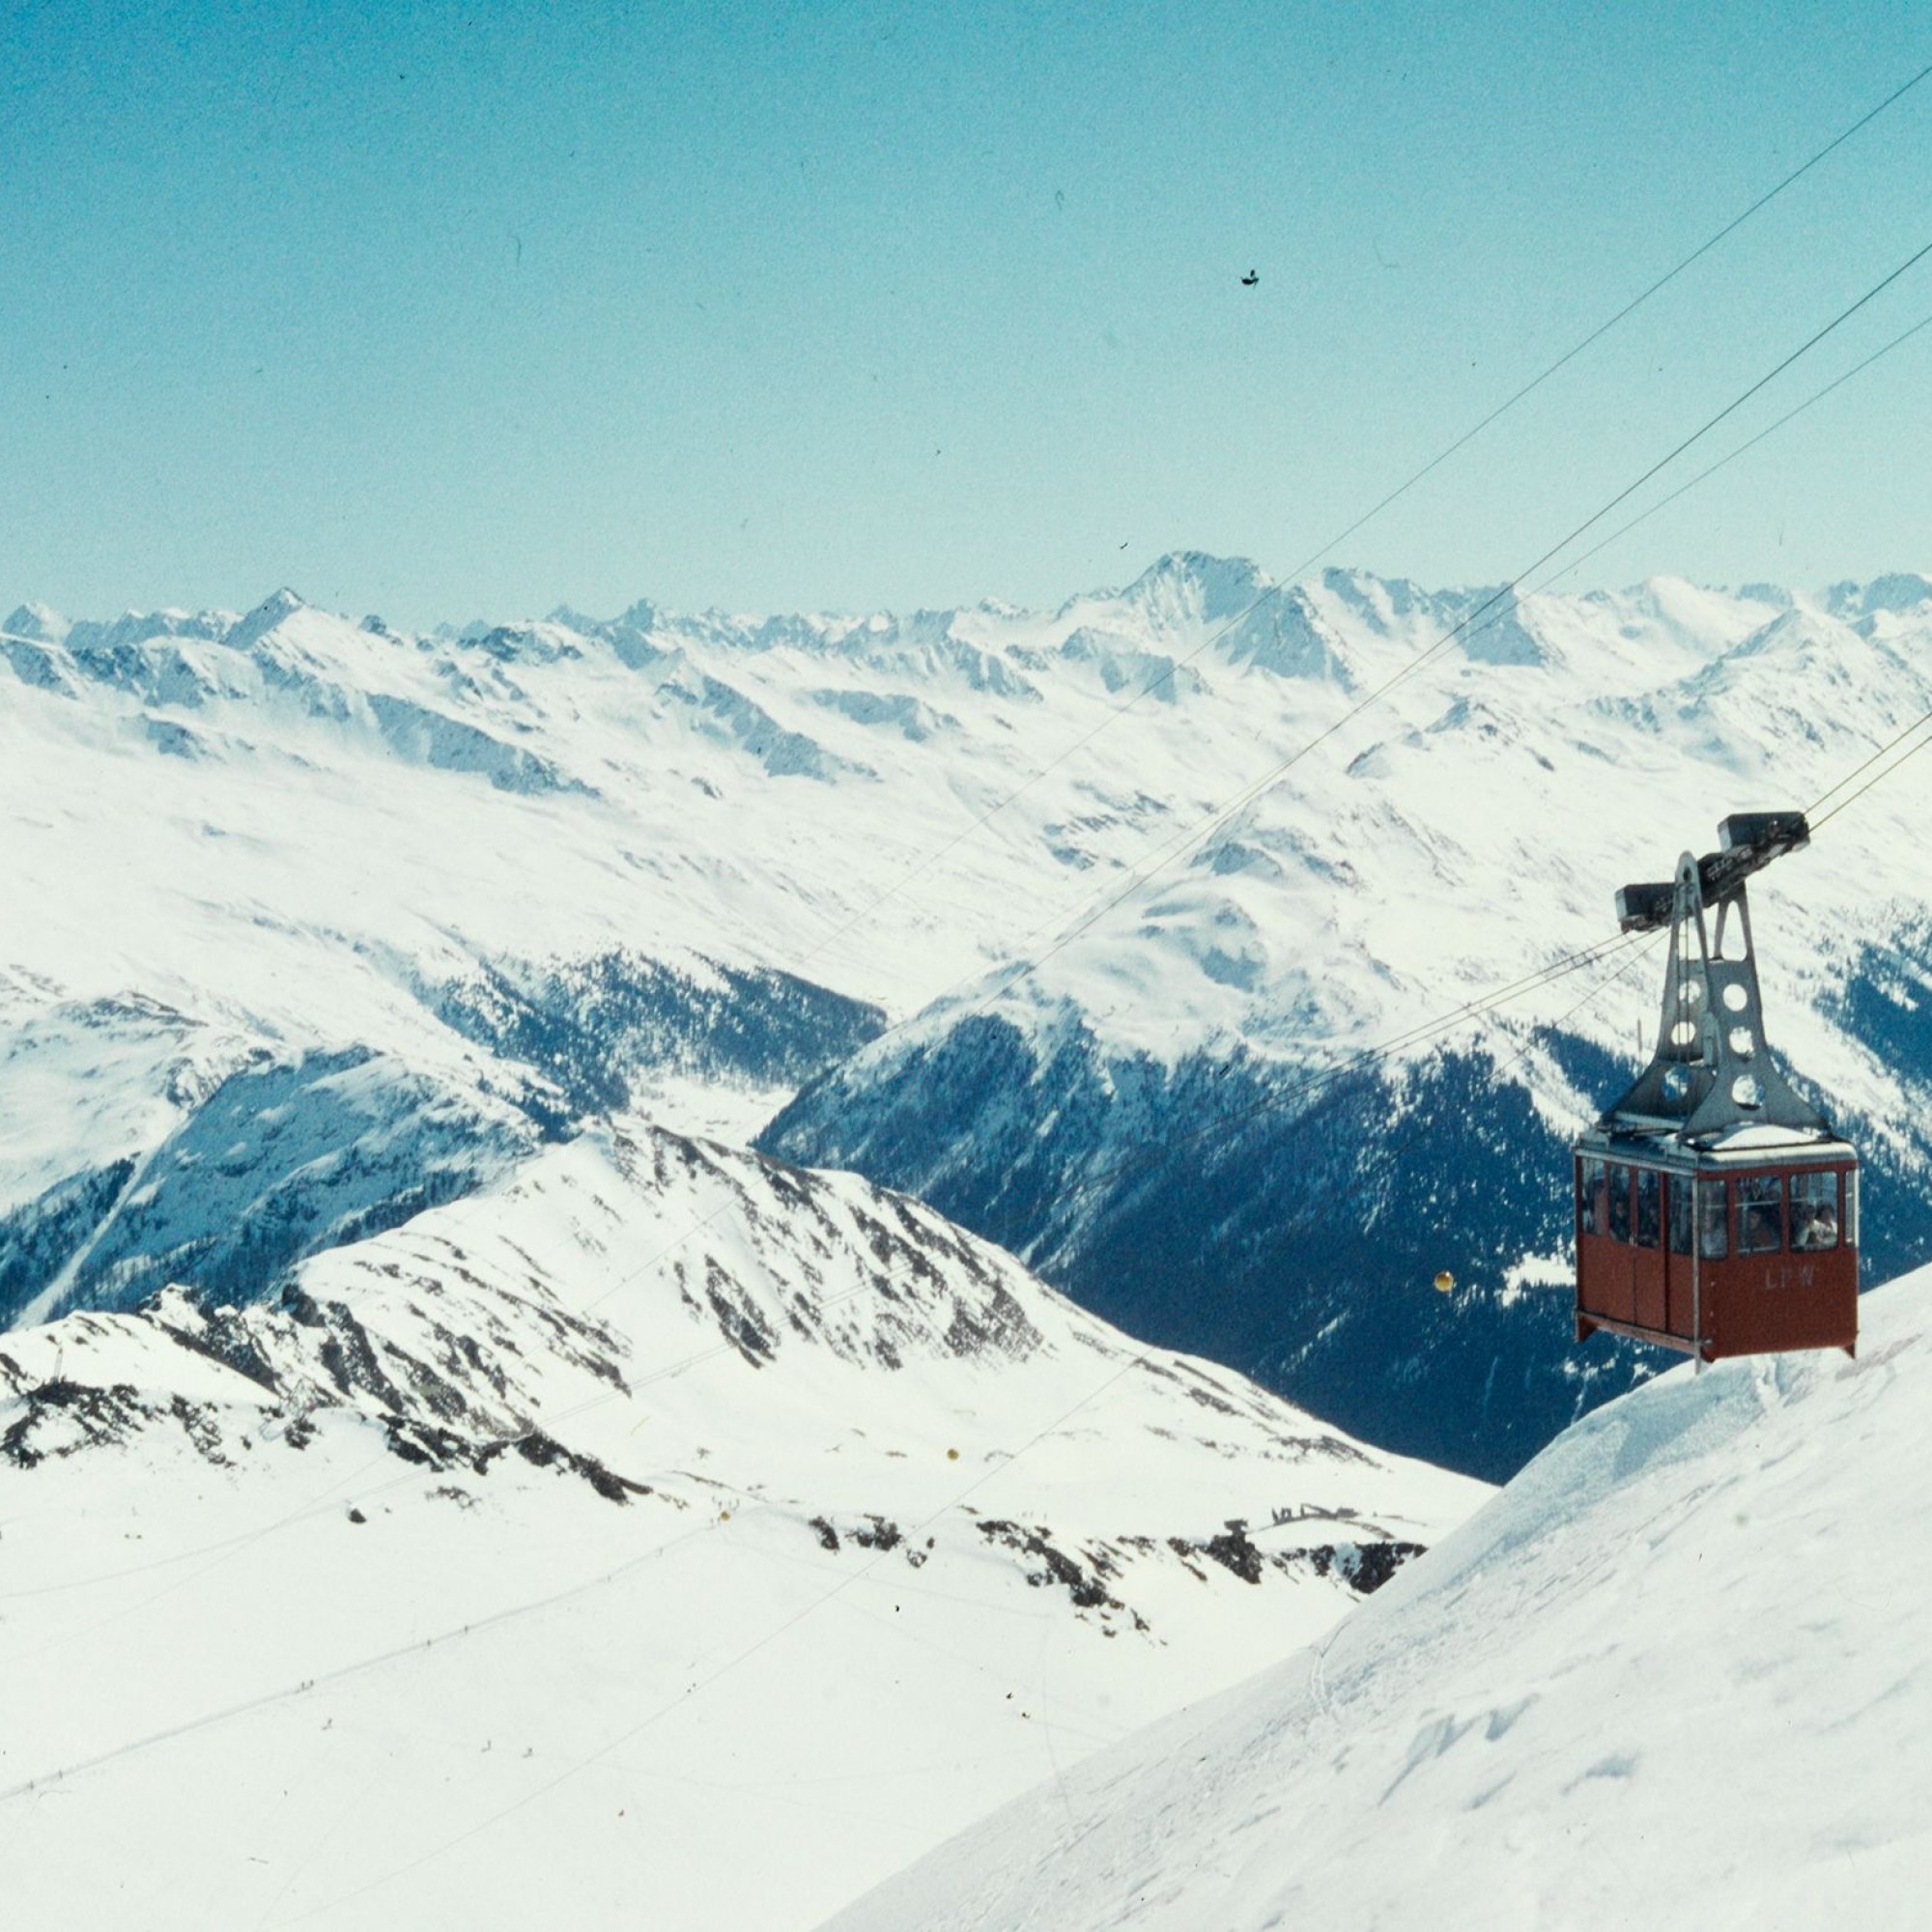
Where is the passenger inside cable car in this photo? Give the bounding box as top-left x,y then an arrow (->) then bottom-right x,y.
1738,1175 -> 1782,1255
1697,1182 -> 1727,1260
1792,1174 -> 1840,1250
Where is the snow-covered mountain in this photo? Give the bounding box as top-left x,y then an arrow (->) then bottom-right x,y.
6,559 -> 1932,1477
0,1120 -> 1484,1930
823,1262 -> 1932,1932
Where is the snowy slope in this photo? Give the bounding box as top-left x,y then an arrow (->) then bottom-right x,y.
10,566 -> 1928,1085
0,1122 -> 1486,1931
824,1264 -> 1932,1932
745,566 -> 1932,1472
8,562 -> 1932,1471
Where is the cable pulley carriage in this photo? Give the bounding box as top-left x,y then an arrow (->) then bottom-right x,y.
1574,810 -> 1858,1361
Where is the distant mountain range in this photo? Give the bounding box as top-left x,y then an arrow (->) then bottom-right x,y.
6,555 -> 1932,1479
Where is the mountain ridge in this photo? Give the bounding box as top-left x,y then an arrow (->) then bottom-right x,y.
7,554 -> 1930,1478
0,1111 -> 1487,1930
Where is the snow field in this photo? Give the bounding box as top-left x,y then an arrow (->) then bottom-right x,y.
7,566 -> 1929,1140
825,1266 -> 1932,1932
0,1123 -> 1487,1929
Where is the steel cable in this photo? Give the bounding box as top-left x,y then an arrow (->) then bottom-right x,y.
782,63 -> 1932,986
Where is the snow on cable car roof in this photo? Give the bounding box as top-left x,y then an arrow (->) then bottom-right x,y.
1698,1122 -> 1849,1156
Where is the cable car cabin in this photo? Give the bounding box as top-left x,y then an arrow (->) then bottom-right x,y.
1574,1136 -> 1858,1358
1573,810 -> 1859,1362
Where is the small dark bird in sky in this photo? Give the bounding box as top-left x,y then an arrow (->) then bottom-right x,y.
1240,269 -> 1259,286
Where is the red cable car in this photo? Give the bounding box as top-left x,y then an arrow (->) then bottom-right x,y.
1575,811 -> 1858,1361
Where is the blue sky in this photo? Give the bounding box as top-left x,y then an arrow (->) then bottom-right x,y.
4,1 -> 1928,626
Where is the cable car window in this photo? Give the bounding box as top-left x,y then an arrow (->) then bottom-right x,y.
1738,1174 -> 1784,1255
1697,1179 -> 1728,1260
1668,1176 -> 1692,1255
1789,1170 -> 1840,1251
1634,1168 -> 1661,1248
1606,1163 -> 1633,1243
1845,1169 -> 1860,1248
1579,1157 -> 1608,1236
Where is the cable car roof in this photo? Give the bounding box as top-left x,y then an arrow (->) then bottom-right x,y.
1577,1120 -> 1856,1170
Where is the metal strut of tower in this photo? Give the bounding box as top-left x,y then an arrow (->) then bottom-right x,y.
1598,810 -> 1827,1143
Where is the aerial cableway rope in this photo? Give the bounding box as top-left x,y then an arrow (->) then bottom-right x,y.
1454,306 -> 1932,831
1277,299 -> 1932,728
786,58 -> 1932,984
26,87 -> 1932,1886
257,927 -> 1677,1924
1808,711 -> 1932,830
1508,304 -> 1932,600
858,231 -> 1932,1063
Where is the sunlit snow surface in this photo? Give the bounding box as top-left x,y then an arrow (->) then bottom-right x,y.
7,565 -> 1932,1342
7,566 -> 1929,1132
10,563 -> 1931,1341
0,1124 -> 1485,1930
826,1267 -> 1932,1932
5,561 -> 1931,1918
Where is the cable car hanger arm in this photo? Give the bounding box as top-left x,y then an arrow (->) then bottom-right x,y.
1613,810 -> 1810,934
